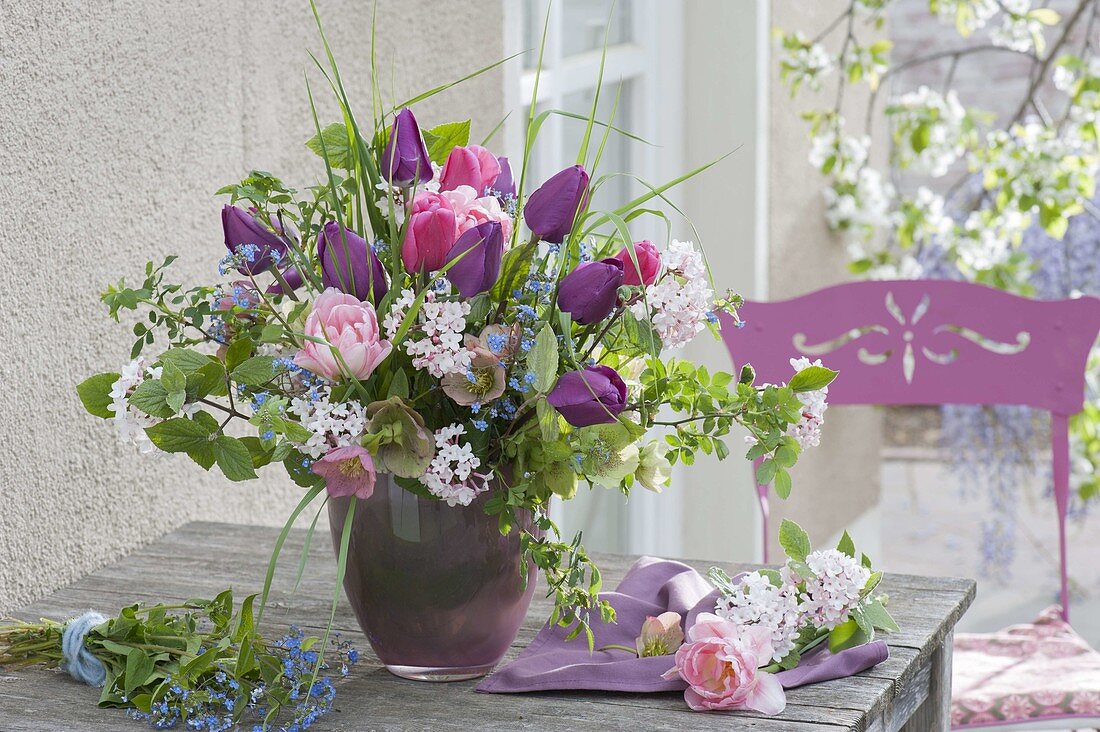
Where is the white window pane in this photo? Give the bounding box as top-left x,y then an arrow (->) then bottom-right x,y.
561,80 -> 635,211
562,0 -> 634,58
522,0 -> 545,70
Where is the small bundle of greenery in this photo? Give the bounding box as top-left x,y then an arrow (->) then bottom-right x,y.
0,591 -> 358,731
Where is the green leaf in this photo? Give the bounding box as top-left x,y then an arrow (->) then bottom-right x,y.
231,356 -> 277,386
773,468 -> 792,499
788,365 -> 838,393
124,648 -> 155,694
145,418 -> 215,453
421,120 -> 471,165
755,458 -> 777,485
527,323 -> 560,393
259,323 -> 285,343
77,372 -> 120,419
224,339 -> 252,373
862,598 -> 900,633
305,122 -> 352,169
778,519 -> 812,562
386,368 -> 409,400
837,530 -> 856,558
828,617 -> 872,653
159,348 -> 211,374
738,364 -> 755,385
213,436 -> 257,481
128,380 -> 175,418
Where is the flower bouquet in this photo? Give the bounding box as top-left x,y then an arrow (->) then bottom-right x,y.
74,5 -> 837,683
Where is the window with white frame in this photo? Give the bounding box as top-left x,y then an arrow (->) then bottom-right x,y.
504,0 -> 685,554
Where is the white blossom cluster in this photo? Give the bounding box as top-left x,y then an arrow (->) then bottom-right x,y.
715,571 -> 803,663
419,423 -> 489,506
931,0 -> 999,35
287,387 -> 368,459
384,288 -> 474,378
989,0 -> 1048,53
631,239 -> 714,349
823,167 -> 896,238
788,357 -> 830,450
1054,57 -> 1100,135
786,549 -> 871,630
778,32 -> 835,93
110,357 -> 164,454
889,87 -> 970,177
808,120 -> 870,184
955,208 -> 1028,272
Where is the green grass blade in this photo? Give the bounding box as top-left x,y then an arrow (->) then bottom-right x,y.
256,485 -> 324,624
576,2 -> 615,167
307,496 -> 357,697
292,497 -> 329,594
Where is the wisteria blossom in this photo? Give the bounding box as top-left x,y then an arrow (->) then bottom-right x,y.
631,239 -> 714,349
419,423 -> 489,506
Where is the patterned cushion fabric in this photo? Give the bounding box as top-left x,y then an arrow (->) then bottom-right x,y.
952,606 -> 1100,729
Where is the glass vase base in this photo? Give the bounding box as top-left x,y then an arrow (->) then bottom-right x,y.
384,663 -> 496,682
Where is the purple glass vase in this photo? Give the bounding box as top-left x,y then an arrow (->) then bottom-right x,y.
327,476 -> 537,681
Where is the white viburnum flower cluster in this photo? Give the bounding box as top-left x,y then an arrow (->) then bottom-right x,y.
419,423 -> 489,506
989,0 -> 1050,53
786,549 -> 871,630
788,357 -> 830,450
110,357 -> 163,454
287,387 -> 368,459
954,208 -> 1029,272
631,239 -> 714,349
714,571 -> 803,663
808,120 -> 870,184
888,87 -> 971,177
778,32 -> 835,93
385,288 -> 475,378
823,167 -> 896,239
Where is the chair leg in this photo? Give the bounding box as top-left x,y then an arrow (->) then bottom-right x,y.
1052,413 -> 1071,622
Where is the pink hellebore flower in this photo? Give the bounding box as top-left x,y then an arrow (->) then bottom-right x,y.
311,445 -> 377,500
403,191 -> 459,273
636,612 -> 685,657
439,144 -> 502,193
293,288 -> 392,381
662,613 -> 786,715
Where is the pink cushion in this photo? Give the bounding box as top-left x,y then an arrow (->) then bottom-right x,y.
951,606 -> 1100,728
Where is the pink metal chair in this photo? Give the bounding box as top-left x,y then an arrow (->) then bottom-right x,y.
720,279 -> 1100,730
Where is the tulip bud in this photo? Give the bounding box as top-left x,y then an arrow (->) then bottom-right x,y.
494,156 -> 516,197
381,108 -> 432,187
558,258 -> 623,324
439,144 -> 501,194
614,240 -> 661,287
547,365 -> 627,427
444,221 -> 504,298
523,165 -> 590,243
402,192 -> 459,273
221,205 -> 287,275
318,222 -> 388,304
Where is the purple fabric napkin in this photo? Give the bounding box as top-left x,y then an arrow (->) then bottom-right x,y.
477,556 -> 889,694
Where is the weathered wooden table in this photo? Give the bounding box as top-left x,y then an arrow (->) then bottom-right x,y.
1,522 -> 974,731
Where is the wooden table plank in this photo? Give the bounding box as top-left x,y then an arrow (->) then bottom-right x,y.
2,522 -> 974,731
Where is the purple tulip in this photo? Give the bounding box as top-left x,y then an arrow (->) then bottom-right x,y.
222,205 -> 287,275
523,165 -> 589,243
265,267 -> 304,296
547,365 -> 627,427
445,221 -> 504,298
558,257 -> 623,324
318,222 -> 388,304
494,156 -> 516,198
381,108 -> 433,187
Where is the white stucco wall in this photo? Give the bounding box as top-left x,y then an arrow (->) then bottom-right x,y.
0,0 -> 503,613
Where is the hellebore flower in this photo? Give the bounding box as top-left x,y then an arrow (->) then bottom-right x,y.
523,165 -> 590,243
636,442 -> 673,493
614,239 -> 662,287
222,205 -> 287,275
318,221 -> 388,304
293,288 -> 392,381
363,397 -> 436,478
442,335 -> 506,406
636,612 -> 685,657
381,108 -> 432,187
402,191 -> 458,273
547,365 -> 627,427
576,423 -> 640,488
439,144 -> 502,193
558,258 -> 624,324
444,221 -> 504,298
311,445 -> 377,500
493,156 -> 515,198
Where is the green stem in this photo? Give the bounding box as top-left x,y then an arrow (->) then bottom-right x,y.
596,643 -> 638,655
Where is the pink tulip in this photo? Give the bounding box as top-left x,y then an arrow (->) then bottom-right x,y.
311,445 -> 377,500
662,613 -> 786,714
402,191 -> 459,273
614,239 -> 661,286
439,144 -> 502,193
293,288 -> 392,381
441,185 -> 513,242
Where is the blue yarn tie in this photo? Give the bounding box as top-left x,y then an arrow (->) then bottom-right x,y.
61,611 -> 108,687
